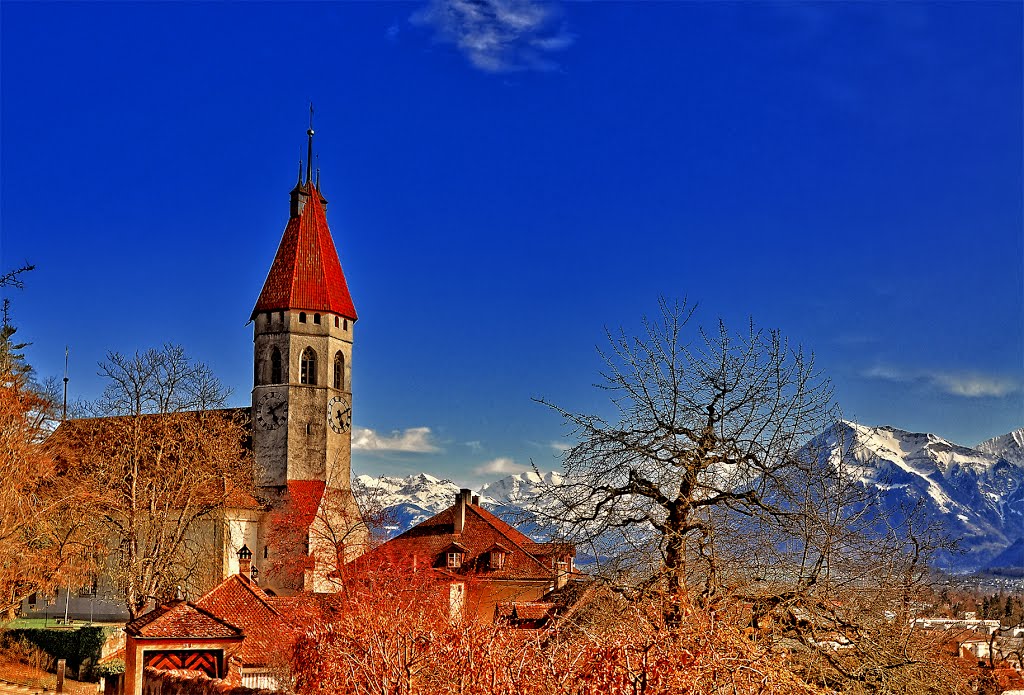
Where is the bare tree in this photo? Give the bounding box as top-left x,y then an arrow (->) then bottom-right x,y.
55,344 -> 252,619
537,299 -> 959,692
537,299 -> 839,621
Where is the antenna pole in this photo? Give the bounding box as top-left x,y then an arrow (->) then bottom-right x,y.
62,346 -> 69,421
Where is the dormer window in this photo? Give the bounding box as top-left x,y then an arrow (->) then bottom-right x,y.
490,551 -> 506,570
447,552 -> 463,569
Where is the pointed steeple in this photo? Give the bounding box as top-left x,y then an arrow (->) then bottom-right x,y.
254,116 -> 356,322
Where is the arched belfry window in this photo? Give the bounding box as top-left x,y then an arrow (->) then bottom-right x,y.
270,348 -> 282,384
333,351 -> 344,390
301,347 -> 318,385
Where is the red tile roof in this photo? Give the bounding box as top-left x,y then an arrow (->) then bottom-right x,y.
352,501 -> 567,581
197,575 -> 293,667
251,182 -> 357,321
125,600 -> 243,640
126,574 -> 318,668
495,602 -> 561,621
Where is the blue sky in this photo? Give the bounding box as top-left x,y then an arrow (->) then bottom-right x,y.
2,1 -> 1021,485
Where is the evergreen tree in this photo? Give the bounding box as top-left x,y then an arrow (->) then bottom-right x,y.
0,300 -> 30,377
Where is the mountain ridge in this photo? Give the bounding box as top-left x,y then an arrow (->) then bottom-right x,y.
354,423 -> 1024,572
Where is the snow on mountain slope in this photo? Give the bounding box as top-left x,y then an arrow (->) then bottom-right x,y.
354,424 -> 1024,571
978,429 -> 1024,467
815,421 -> 1024,570
352,471 -> 557,538
478,471 -> 563,506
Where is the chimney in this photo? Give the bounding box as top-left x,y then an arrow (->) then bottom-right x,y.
472,495 -> 480,506
250,564 -> 259,585
237,544 -> 252,578
454,489 -> 472,534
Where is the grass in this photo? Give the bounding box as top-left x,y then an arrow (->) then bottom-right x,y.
4,619 -> 79,630
3,619 -> 122,630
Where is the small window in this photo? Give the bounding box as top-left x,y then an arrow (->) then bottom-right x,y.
277,311 -> 284,324
314,313 -> 321,324
270,348 -> 282,384
490,551 -> 506,570
300,347 -> 317,385
306,423 -> 312,435
447,552 -> 463,569
299,312 -> 307,323
343,319 -> 348,330
333,351 -> 344,390
264,545 -> 268,559
334,316 -> 339,328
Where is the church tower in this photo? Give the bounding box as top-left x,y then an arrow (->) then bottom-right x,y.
250,119 -> 365,591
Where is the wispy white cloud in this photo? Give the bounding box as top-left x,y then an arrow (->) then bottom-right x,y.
353,426 -> 440,453
930,373 -> 1021,398
411,0 -> 574,73
549,441 -> 571,453
862,365 -> 1021,399
473,456 -> 530,476
464,440 -> 484,453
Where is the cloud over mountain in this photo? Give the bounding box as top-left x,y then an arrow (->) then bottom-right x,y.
353,426 -> 440,453
863,364 -> 1021,398
474,456 -> 530,475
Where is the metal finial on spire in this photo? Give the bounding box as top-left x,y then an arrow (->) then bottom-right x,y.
296,159 -> 303,185
306,102 -> 315,184
316,167 -> 321,191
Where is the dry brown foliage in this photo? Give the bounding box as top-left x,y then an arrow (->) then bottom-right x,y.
55,345 -> 253,618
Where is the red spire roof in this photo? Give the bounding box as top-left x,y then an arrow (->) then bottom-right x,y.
251,182 -> 357,321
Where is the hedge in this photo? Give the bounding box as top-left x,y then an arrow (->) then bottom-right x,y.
2,625 -> 117,679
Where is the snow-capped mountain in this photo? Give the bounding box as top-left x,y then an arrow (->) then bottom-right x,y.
977,428 -> 1024,467
355,423 -> 1024,572
814,421 -> 1024,570
352,470 -> 559,540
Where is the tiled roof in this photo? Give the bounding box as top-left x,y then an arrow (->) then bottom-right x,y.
197,575 -> 293,667
49,408 -> 251,445
48,409 -> 259,510
495,602 -> 561,621
251,181 -> 357,321
125,600 -> 243,640
352,501 -> 567,581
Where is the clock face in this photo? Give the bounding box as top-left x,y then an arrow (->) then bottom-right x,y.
256,391 -> 288,430
328,395 -> 352,434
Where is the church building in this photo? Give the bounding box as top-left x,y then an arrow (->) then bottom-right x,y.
243,122 -> 368,594
29,123 -> 366,622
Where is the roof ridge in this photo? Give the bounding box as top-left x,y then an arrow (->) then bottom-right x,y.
465,505 -> 551,573
126,599 -> 244,637
199,574 -> 283,619
181,599 -> 246,634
